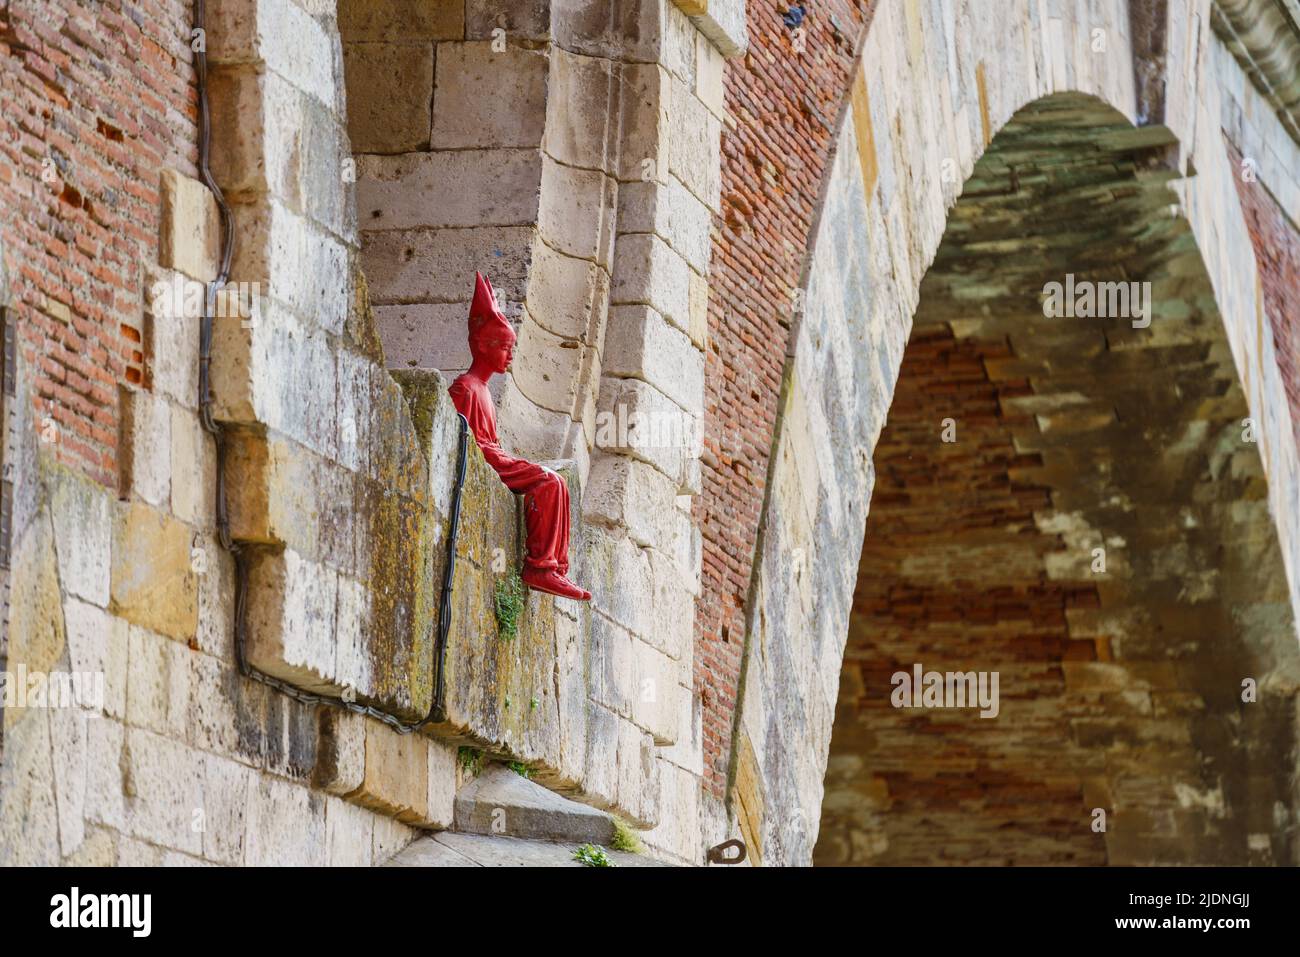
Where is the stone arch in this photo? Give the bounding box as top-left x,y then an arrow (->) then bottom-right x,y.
816,90 -> 1300,865
727,0 -> 1300,866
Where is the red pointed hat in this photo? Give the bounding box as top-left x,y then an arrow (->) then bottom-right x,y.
469,271 -> 515,346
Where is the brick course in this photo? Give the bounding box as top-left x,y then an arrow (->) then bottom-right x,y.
0,0 -> 197,486
697,0 -> 876,795
1229,141 -> 1300,449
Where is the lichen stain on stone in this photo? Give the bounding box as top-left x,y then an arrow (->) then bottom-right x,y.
344,359 -> 574,774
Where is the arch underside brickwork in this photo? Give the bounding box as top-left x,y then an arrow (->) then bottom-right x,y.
816,94 -> 1300,865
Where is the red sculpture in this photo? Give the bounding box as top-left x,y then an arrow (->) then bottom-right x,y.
448,273 -> 592,602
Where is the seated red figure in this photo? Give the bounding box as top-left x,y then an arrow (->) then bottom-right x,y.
448,272 -> 592,602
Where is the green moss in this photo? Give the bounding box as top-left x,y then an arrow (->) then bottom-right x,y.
506,761 -> 533,780
458,746 -> 483,776
573,843 -> 614,867
609,816 -> 644,854
494,570 -> 526,641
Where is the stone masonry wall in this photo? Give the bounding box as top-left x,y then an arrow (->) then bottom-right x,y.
335,0 -> 751,864
0,0 -> 750,868
0,0 -> 467,866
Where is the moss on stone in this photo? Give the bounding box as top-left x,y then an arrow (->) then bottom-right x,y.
493,570 -> 525,640
609,816 -> 644,854
346,268 -> 386,365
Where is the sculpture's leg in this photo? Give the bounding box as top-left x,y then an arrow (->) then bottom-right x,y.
520,471 -> 590,600
523,470 -> 567,572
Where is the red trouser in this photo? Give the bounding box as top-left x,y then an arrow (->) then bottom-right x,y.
522,469 -> 570,575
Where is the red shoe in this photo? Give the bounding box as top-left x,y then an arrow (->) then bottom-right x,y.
521,567 -> 591,601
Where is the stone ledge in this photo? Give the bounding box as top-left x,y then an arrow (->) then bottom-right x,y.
673,0 -> 748,58
453,763 -> 615,844
387,830 -> 664,866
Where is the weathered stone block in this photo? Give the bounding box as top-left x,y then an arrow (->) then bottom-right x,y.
222,430 -> 357,573
695,26 -> 726,115
610,234 -> 692,332
618,63 -> 670,183
523,241 -> 610,344
348,720 -> 430,825
325,796 -> 375,866
125,625 -> 191,738
343,42 -> 435,154
667,77 -> 722,210
465,0 -> 550,40
84,716 -> 126,832
589,610 -> 635,717
209,66 -> 351,241
584,525 -> 695,660
642,759 -> 701,864
159,169 -> 219,283
602,304 -> 703,412
226,204 -> 350,337
170,405 -> 214,526
554,0 -> 664,61
244,547 -> 340,695
427,740 -> 457,829
372,814 -> 419,863
48,462 -> 112,609
664,3 -> 698,83
616,176 -> 712,274
209,0 -> 340,110
688,269 -> 709,348
544,46 -> 616,173
63,598 -> 128,719
147,272 -> 201,411
511,314 -> 585,415
656,681 -> 704,776
681,0 -> 748,57
585,455 -> 681,554
539,157 -> 616,266
118,385 -> 172,508
595,376 -> 701,493
357,150 -> 543,230
314,708 -> 367,796
5,516 -> 66,733
201,754 -> 254,865
375,303 -> 473,372
123,727 -> 205,856
339,0 -> 465,40
618,716 -> 660,828
109,502 -> 199,642
453,763 -> 615,843
49,706 -> 88,856
244,774 -> 327,866
0,709 -> 60,864
362,225 -> 534,306
432,42 -> 549,149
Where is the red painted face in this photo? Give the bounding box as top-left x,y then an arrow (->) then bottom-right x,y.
483,336 -> 514,374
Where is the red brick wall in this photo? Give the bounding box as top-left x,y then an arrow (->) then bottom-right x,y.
817,326 -> 1106,864
697,0 -> 877,796
1229,142 -> 1300,449
0,0 -> 197,486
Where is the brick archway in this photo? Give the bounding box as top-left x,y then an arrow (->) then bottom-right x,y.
814,92 -> 1300,866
